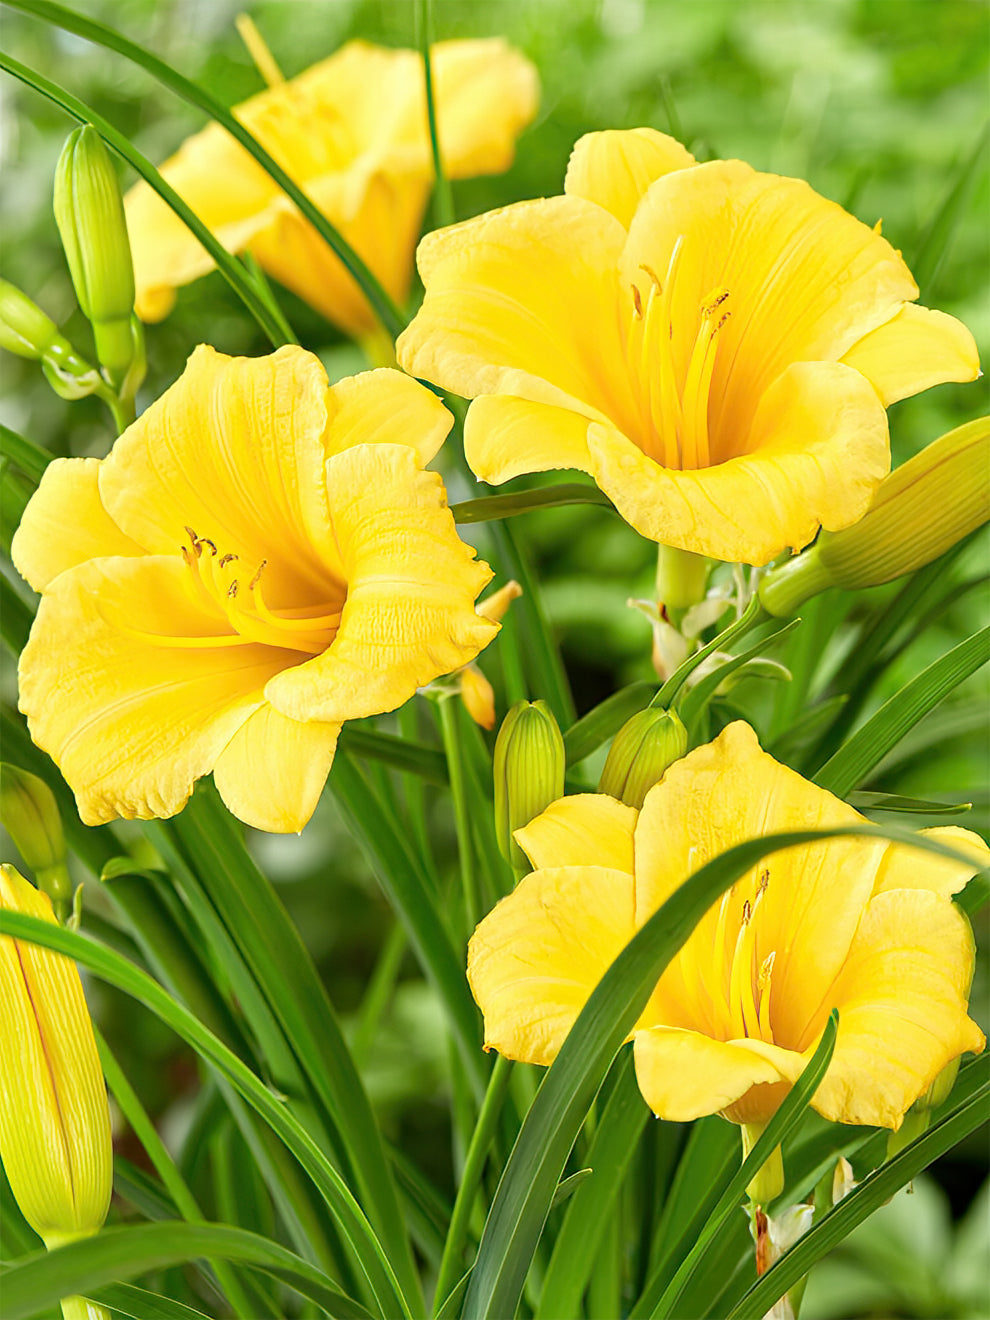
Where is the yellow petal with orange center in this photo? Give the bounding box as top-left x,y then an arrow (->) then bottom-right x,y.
99,345 -> 345,596
807,890 -> 984,1128
586,360 -> 889,563
19,556 -> 294,825
633,1026 -> 802,1123
467,865 -> 636,1067
324,367 -> 452,464
871,826 -> 990,900
398,196 -> 639,433
564,128 -> 696,228
11,457 -> 143,594
0,868 -> 112,1246
841,303 -> 980,406
213,705 -> 341,833
265,443 -> 497,724
514,793 -> 637,874
464,395 -> 595,485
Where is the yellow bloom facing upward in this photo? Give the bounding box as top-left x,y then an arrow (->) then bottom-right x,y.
398,128 -> 978,565
468,722 -> 985,1129
0,865 -> 112,1248
13,347 -> 497,832
125,39 -> 538,338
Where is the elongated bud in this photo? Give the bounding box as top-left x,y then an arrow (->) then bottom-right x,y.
0,280 -> 60,359
0,865 -> 112,1249
599,708 -> 687,809
760,418 -> 990,616
494,700 -> 565,871
54,126 -> 137,388
0,765 -> 72,921
459,664 -> 496,730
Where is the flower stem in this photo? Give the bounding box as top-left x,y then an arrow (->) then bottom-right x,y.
417,0 -> 455,228
433,1054 -> 513,1316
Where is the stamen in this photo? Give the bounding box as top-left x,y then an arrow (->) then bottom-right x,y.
631,284 -> 643,319
680,286 -> 730,470
219,553 -> 238,568
235,12 -> 285,87
227,581 -> 239,599
757,951 -> 776,1042
248,559 -> 268,591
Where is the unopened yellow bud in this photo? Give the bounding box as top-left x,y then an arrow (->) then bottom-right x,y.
479,579 -> 523,623
0,765 -> 71,921
760,418 -> 990,616
54,126 -> 137,387
0,865 -> 112,1248
459,665 -> 496,730
598,708 -> 687,809
494,701 -> 565,871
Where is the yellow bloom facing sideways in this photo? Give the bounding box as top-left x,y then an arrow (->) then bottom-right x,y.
468,722 -> 986,1129
13,347 -> 498,832
124,39 -> 538,338
398,128 -> 979,565
0,865 -> 112,1247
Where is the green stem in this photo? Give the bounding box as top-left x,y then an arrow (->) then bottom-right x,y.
101,387 -> 134,436
437,696 -> 479,932
95,1030 -> 257,1320
350,921 -> 407,1068
417,0 -> 454,228
433,1054 -> 513,1316
652,593 -> 769,709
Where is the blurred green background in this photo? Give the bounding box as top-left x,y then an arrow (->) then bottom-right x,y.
2,3 -> 988,1314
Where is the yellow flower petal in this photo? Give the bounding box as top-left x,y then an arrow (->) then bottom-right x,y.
0,867 -> 112,1246
11,457 -> 143,594
100,345 -> 345,593
464,395 -> 595,485
841,303 -> 980,406
212,705 -> 341,833
633,1026 -> 798,1123
265,443 -> 497,723
467,865 -> 636,1067
398,196 -> 639,432
809,889 -> 984,1128
427,39 -> 540,178
587,360 -> 889,563
871,826 -> 990,900
324,367 -> 452,465
514,792 -> 637,874
564,128 -> 696,228
19,556 -> 291,825
634,722 -> 883,1049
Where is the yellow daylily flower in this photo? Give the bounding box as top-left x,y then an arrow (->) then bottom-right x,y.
398,128 -> 979,565
468,722 -> 985,1129
124,39 -> 539,338
13,346 -> 498,832
0,865 -> 112,1248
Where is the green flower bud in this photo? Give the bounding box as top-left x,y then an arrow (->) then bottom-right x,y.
656,544 -> 709,614
0,280 -> 60,359
494,700 -> 565,872
760,418 -> 990,617
598,707 -> 687,809
0,764 -> 71,921
54,126 -> 136,387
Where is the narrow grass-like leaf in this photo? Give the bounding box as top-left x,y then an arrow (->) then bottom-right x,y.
0,913 -> 412,1320
814,627 -> 990,796
6,0 -> 406,340
652,596 -> 770,709
96,1282 -> 215,1320
0,423 -> 52,484
461,825 -> 988,1320
0,52 -> 292,348
339,726 -> 448,784
563,681 -> 657,765
537,1052 -> 649,1319
417,0 -> 454,228
848,790 -> 971,816
678,618 -> 801,735
451,484 -> 614,525
1,457 -> 34,555
911,121 -> 990,298
726,1077 -> 990,1319
648,1013 -> 838,1319
0,574 -> 34,655
0,1223 -> 373,1320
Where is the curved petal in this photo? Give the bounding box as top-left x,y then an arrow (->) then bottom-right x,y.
809,890 -> 985,1128
633,1026 -> 800,1122
428,40 -> 539,178
587,360 -> 889,563
871,826 -> 990,900
467,865 -> 636,1067
564,128 -> 696,229
213,705 -> 340,833
622,160 -> 919,444
464,394 -> 594,484
18,556 -> 297,826
12,458 -> 143,593
841,303 -> 980,406
515,793 -> 638,874
397,196 -> 639,432
99,345 -> 344,597
634,722 -> 883,1050
324,368 -> 452,465
265,443 -> 497,723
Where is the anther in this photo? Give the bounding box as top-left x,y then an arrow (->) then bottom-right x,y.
741,898 -> 752,925
702,288 -> 730,317
200,538 -> 217,556
227,581 -> 239,599
758,868 -> 770,895
248,560 -> 268,591
638,263 -> 663,294
219,553 -> 238,568
184,525 -> 202,557
631,284 -> 643,318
